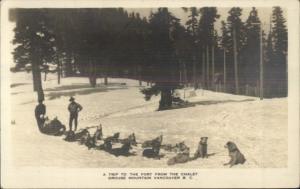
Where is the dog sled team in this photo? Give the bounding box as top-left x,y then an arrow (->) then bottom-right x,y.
34,97 -> 246,167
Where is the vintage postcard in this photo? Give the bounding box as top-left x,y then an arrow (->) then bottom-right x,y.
1,0 -> 299,188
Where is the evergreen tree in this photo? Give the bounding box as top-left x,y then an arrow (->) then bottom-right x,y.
226,7 -> 246,94
182,7 -> 199,88
197,7 -> 220,89
271,6 -> 287,96
141,8 -> 181,110
12,9 -> 55,101
243,7 -> 261,88
220,20 -> 230,91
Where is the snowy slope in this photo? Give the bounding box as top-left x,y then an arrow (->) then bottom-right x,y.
10,72 -> 287,168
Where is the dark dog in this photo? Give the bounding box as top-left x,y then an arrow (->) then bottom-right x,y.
77,129 -> 90,144
85,132 -> 96,150
142,135 -> 163,148
224,141 -> 246,167
193,137 -> 208,159
97,132 -> 120,149
142,135 -> 163,159
64,130 -> 76,141
105,133 -> 137,157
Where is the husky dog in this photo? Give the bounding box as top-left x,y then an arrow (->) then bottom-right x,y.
105,133 -> 137,157
142,135 -> 163,148
193,137 -> 208,159
142,135 -> 163,159
224,141 -> 246,167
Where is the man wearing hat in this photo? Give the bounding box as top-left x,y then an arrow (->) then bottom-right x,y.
68,96 -> 83,131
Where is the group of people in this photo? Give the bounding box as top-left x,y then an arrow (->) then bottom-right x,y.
35,96 -> 83,134
34,96 -> 246,167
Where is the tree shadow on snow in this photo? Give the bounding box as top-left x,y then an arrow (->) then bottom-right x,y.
11,92 -> 24,95
47,86 -> 127,100
189,99 -> 255,106
45,84 -> 93,91
45,82 -> 127,92
10,83 -> 30,88
167,99 -> 255,111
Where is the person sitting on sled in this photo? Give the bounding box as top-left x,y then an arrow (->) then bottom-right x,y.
42,116 -> 66,136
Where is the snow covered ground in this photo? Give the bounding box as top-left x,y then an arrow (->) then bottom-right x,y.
9,72 -> 287,168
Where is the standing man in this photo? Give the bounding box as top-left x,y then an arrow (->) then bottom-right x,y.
35,99 -> 46,132
68,97 -> 83,131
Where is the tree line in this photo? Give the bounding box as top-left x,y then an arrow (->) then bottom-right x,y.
10,7 -> 287,110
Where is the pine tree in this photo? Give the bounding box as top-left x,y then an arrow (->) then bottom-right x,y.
271,6 -> 287,97
226,7 -> 246,94
220,20 -> 230,91
264,29 -> 274,97
197,7 -> 220,89
12,9 -> 55,101
243,7 -> 261,89
141,8 -> 181,110
182,7 -> 199,88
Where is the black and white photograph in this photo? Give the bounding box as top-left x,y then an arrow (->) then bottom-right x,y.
1,0 -> 299,188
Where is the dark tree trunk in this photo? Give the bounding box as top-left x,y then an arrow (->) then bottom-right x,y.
32,67 -> 38,92
138,66 -> 142,86
159,89 -> 172,110
44,71 -> 47,81
89,76 -> 96,87
88,60 -> 97,88
65,52 -> 73,77
104,76 -> 108,85
57,54 -> 61,85
104,59 -> 108,85
32,62 -> 44,101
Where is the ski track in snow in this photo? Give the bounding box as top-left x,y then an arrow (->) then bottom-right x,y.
9,72 -> 287,168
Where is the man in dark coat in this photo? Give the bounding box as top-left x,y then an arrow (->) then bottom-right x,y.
35,99 -> 46,132
68,97 -> 83,131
